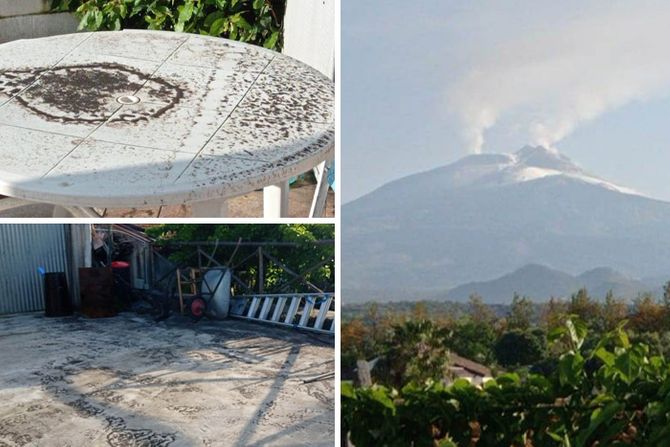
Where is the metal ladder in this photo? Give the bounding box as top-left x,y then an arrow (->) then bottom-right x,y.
230,293 -> 335,335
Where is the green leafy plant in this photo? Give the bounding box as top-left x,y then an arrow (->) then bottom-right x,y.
343,319 -> 670,446
51,0 -> 285,50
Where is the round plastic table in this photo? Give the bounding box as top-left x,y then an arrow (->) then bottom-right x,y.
0,30 -> 334,217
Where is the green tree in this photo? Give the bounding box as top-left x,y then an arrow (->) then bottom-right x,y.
540,296 -> 568,331
600,290 -> 628,332
662,281 -> 670,328
365,302 -> 380,333
448,319 -> 497,364
468,293 -> 495,325
630,292 -> 666,333
378,320 -> 450,388
411,301 -> 429,320
568,287 -> 601,325
663,280 -> 670,307
507,293 -> 533,330
341,318 -> 386,377
493,328 -> 546,367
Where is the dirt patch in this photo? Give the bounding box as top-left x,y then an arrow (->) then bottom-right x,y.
2,62 -> 185,124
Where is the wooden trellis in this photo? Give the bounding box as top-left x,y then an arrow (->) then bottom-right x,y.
153,240 -> 335,296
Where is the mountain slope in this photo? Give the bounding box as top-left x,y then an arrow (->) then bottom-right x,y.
447,264 -> 578,302
447,264 -> 654,303
343,146 -> 670,302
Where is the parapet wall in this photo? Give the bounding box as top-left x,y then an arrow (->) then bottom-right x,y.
0,0 -> 78,43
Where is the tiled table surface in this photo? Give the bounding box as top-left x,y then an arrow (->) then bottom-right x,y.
0,30 -> 334,213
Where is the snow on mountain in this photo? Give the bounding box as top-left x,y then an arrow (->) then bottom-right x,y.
444,145 -> 641,196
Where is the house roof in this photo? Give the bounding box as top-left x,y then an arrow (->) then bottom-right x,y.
450,353 -> 492,377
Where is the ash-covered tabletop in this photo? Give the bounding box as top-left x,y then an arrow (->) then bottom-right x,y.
0,30 -> 334,216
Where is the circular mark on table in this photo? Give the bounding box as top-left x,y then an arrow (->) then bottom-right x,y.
116,95 -> 141,105
5,62 -> 184,124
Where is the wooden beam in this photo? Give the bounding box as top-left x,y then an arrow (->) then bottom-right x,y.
277,257 -> 333,293
176,268 -> 184,315
231,273 -> 252,294
230,249 -> 259,270
198,248 -> 251,292
262,251 -> 324,293
155,240 -> 335,247
258,246 -> 264,294
189,268 -> 197,295
198,248 -> 222,266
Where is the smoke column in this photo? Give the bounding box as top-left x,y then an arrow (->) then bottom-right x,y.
447,1 -> 670,153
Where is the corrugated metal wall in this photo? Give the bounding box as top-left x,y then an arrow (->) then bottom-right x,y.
0,224 -> 71,314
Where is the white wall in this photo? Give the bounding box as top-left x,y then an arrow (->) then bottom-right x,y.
282,0 -> 335,79
0,0 -> 51,17
0,0 -> 78,44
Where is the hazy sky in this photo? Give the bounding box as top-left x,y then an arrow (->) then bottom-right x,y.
342,1 -> 670,203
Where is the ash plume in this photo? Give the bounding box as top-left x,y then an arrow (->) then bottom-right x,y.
447,1 -> 670,153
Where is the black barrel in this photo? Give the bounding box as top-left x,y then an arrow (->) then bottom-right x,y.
111,261 -> 132,309
79,267 -> 116,318
44,272 -> 73,317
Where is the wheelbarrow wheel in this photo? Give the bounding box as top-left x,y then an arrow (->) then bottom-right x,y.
190,297 -> 206,321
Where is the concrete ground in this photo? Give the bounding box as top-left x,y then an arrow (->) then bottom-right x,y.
0,313 -> 334,446
0,184 -> 335,218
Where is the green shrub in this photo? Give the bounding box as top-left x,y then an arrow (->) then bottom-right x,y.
343,319 -> 670,446
51,0 -> 285,50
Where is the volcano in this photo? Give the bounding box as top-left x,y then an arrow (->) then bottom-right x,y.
343,146 -> 670,303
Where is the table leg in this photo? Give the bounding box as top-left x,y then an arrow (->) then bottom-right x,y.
263,180 -> 289,218
191,198 -> 229,217
310,159 -> 333,218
